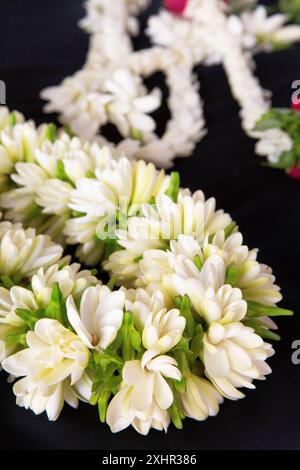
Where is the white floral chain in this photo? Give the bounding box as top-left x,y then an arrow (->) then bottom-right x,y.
40,0 -> 300,168
0,106 -> 293,434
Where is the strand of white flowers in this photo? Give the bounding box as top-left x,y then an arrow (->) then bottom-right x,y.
185,0 -> 270,132
129,47 -> 206,164
81,0 -> 206,165
41,0 -> 207,168
40,0 -> 300,167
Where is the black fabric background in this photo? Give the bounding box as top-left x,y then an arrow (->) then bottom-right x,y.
0,0 -> 299,450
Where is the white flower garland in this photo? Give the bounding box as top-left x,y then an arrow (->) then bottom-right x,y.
0,107 -> 293,434
39,0 -> 300,168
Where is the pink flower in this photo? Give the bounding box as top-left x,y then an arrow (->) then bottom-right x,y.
164,0 -> 188,15
288,166 -> 300,180
291,101 -> 300,111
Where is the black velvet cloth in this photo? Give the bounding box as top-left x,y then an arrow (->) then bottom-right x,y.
0,0 -> 299,450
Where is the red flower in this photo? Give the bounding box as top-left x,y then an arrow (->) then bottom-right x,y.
291,101 -> 300,111
164,0 -> 188,15
288,166 -> 300,180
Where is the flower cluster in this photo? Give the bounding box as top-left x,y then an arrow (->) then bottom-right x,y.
254,105 -> 300,178
0,108 -> 293,434
39,0 -> 300,170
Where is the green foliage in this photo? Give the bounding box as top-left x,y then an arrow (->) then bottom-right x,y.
193,255 -> 203,271
225,266 -> 239,286
89,349 -> 124,422
15,308 -> 45,330
24,205 -> 43,223
6,332 -> 28,348
224,221 -> 237,238
119,311 -> 142,361
56,160 -> 74,185
8,112 -> 17,127
0,275 -> 16,289
279,0 -> 300,23
130,127 -> 143,142
243,318 -> 281,341
255,108 -> 300,169
191,324 -> 204,362
227,0 -> 257,15
102,237 -> 122,260
246,301 -> 294,318
45,123 -> 57,143
244,301 -> 293,342
165,172 -> 180,202
44,283 -> 68,325
15,284 -> 69,331
175,294 -> 195,338
63,124 -> 76,137
168,382 -> 186,429
107,277 -> 117,290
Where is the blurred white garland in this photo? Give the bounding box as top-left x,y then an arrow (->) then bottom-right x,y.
0,106 -> 293,434
40,0 -> 300,168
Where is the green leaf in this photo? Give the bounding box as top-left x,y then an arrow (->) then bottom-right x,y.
8,112 -> 17,127
165,172 -> 180,202
44,283 -> 67,325
116,210 -> 127,230
169,403 -> 183,429
130,328 -> 142,352
279,0 -> 300,23
45,123 -> 57,143
93,375 -> 121,393
56,160 -> 74,185
243,319 -> 281,341
107,277 -> 116,291
85,170 -> 95,178
71,210 -> 85,218
6,333 -> 28,347
98,390 -> 111,423
121,311 -> 141,360
89,349 -> 123,414
191,324 -> 204,361
15,308 -> 44,330
172,337 -> 191,354
108,326 -> 124,351
224,221 -> 237,239
193,255 -> 202,271
169,377 -> 186,394
225,266 -> 239,286
178,294 -> 195,338
255,117 -> 284,131
168,386 -> 186,429
24,205 -> 43,223
0,275 -> 15,289
89,393 -> 99,406
131,128 -> 143,142
112,311 -> 143,360
271,150 -> 296,170
102,238 -> 121,260
174,296 -> 181,309
63,124 -> 76,137
97,350 -> 124,368
246,301 -> 294,318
